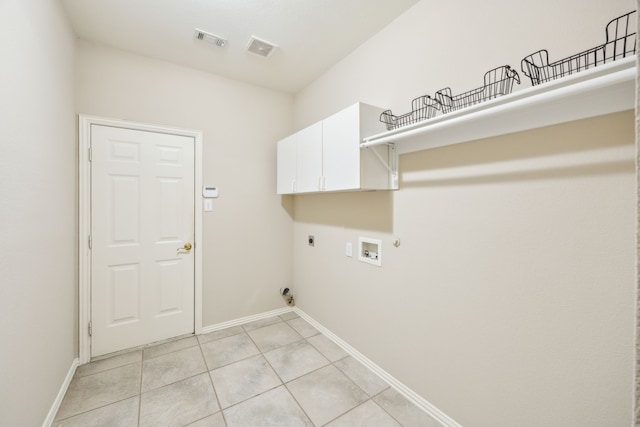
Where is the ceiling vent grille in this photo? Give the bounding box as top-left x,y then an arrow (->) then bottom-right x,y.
246,36 -> 278,58
194,29 -> 227,47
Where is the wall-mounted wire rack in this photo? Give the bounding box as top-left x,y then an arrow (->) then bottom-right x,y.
435,66 -> 521,114
379,95 -> 441,130
362,57 -> 634,155
521,10 -> 637,86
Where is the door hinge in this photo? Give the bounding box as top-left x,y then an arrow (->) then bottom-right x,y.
88,322 -> 92,336
88,235 -> 92,249
88,147 -> 92,162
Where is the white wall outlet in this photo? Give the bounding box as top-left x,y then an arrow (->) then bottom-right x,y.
346,242 -> 352,257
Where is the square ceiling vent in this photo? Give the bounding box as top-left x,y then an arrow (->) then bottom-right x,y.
246,36 -> 278,58
194,28 -> 227,47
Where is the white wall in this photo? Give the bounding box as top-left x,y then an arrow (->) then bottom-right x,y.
292,1 -> 636,426
0,0 -> 77,425
75,42 -> 294,326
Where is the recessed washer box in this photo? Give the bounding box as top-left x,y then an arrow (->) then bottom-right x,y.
359,237 -> 381,267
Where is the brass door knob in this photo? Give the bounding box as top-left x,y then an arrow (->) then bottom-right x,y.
183,242 -> 192,251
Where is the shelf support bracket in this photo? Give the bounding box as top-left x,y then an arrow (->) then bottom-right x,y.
364,143 -> 398,189
366,143 -> 393,173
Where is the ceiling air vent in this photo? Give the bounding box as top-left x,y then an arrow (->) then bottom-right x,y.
246,36 -> 278,58
194,29 -> 227,47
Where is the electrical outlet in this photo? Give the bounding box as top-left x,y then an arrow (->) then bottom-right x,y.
346,242 -> 352,257
308,235 -> 315,247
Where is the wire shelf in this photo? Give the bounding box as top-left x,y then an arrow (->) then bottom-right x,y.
521,10 -> 637,86
379,95 -> 441,130
435,65 -> 521,114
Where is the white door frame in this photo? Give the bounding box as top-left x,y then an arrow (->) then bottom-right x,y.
78,115 -> 203,364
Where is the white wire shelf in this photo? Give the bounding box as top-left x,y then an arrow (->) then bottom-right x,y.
361,57 -> 636,155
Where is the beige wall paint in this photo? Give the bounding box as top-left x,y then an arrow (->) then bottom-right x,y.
292,1 -> 636,426
294,0 -> 636,128
635,2 -> 639,425
0,0 -> 77,425
75,42 -> 294,326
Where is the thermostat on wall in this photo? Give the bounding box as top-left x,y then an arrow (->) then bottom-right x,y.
202,186 -> 219,198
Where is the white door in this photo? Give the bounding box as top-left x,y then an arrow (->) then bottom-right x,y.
91,125 -> 195,357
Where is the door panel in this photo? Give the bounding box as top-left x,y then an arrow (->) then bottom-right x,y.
91,125 -> 195,357
295,122 -> 323,193
108,264 -> 140,325
322,104 -> 360,191
276,133 -> 297,194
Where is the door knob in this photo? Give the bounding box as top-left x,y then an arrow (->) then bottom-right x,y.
182,242 -> 192,251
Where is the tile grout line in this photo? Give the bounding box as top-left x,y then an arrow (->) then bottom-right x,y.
141,337 -> 200,361
319,398 -> 375,427
53,395 -> 140,424
91,332 -> 195,362
368,388 -> 406,427
282,382 -> 319,426
74,358 -> 142,379
196,337 -> 228,426
58,314 -> 413,426
243,320 -> 318,425
275,317 -> 392,426
197,319 -> 311,420
252,316 -> 372,426
254,328 -> 371,426
53,360 -> 144,423
137,356 -> 143,427
315,356 -> 383,426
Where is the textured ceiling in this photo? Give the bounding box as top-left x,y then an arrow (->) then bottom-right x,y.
61,0 -> 420,93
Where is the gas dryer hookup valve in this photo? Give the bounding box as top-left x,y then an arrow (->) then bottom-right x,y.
280,287 -> 295,306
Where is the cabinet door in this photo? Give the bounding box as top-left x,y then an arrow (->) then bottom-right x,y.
296,122 -> 323,193
276,133 -> 296,195
322,104 -> 360,192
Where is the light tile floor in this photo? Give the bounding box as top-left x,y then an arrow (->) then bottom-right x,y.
54,312 -> 443,426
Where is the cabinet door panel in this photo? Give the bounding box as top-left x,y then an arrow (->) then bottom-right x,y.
276,134 -> 297,195
296,122 -> 323,193
322,104 -> 360,191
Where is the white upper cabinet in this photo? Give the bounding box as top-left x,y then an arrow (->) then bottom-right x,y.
277,102 -> 397,195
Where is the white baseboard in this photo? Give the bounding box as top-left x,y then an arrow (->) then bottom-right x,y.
43,357 -> 79,427
200,306 -> 294,335
293,308 -> 463,427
